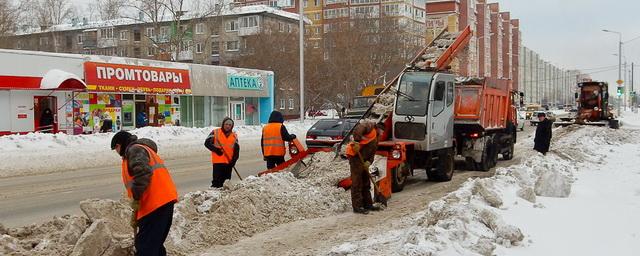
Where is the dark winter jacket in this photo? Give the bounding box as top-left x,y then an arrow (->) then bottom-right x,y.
124,138 -> 159,200
534,118 -> 552,154
261,111 -> 296,155
204,117 -> 240,166
40,108 -> 54,127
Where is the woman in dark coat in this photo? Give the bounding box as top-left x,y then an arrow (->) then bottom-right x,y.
534,112 -> 552,155
39,108 -> 54,132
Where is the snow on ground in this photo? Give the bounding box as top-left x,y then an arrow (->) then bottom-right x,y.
620,109 -> 640,128
0,151 -> 352,255
0,121 -> 316,177
327,124 -> 640,256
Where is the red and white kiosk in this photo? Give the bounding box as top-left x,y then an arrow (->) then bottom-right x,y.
0,50 -> 87,135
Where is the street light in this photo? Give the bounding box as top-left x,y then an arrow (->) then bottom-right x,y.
603,29 -> 623,113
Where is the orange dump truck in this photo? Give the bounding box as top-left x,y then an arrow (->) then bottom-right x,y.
453,77 -> 518,171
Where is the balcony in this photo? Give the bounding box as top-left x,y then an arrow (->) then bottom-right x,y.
238,26 -> 260,37
82,39 -> 97,49
97,38 -> 118,48
173,50 -> 193,61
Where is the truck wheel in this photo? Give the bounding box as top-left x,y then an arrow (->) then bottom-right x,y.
476,139 -> 495,172
502,142 -> 515,160
431,148 -> 455,181
391,163 -> 408,192
609,120 -> 620,129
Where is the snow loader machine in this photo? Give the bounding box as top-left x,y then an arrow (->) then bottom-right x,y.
555,81 -> 619,129
259,25 -> 519,201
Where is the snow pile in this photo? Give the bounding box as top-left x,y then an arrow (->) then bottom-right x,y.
0,150 -> 352,255
620,110 -> 640,128
330,125 -> 634,255
0,121 -> 315,177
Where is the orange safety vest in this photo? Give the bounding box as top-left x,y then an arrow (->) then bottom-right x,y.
211,128 -> 238,164
262,123 -> 286,157
121,144 -> 178,220
346,128 -> 377,157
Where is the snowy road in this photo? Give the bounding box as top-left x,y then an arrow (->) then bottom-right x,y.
0,145 -> 266,228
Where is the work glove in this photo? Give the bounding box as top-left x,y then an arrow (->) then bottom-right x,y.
352,142 -> 361,153
364,161 -> 371,170
212,147 -> 223,156
290,134 -> 297,140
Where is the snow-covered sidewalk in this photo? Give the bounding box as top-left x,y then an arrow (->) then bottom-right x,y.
0,121 -> 316,177
328,125 -> 640,256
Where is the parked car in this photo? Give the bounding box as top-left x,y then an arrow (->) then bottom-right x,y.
306,118 -> 359,148
530,111 -> 556,125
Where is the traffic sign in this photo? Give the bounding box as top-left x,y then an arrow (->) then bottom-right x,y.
616,79 -> 624,85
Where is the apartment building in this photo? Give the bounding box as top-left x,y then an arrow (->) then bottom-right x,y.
10,6 -> 302,66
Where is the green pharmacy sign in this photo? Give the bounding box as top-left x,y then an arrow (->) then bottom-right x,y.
227,74 -> 263,90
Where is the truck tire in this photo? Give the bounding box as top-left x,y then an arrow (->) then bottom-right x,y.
476,139 -> 497,171
609,120 -> 620,129
502,142 -> 514,160
430,148 -> 455,181
391,163 -> 408,192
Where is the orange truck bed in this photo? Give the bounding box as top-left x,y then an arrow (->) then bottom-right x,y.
454,78 -> 511,131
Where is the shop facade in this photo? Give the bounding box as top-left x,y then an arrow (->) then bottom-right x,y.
0,49 -> 275,135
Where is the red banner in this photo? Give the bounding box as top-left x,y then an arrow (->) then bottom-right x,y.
84,62 -> 191,94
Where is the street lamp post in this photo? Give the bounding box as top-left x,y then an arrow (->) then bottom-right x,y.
603,29 -> 623,114
299,0 -> 305,122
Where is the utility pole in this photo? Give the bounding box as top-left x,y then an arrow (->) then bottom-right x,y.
298,0 -> 305,122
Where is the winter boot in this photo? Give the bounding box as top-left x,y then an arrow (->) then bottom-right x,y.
353,207 -> 369,215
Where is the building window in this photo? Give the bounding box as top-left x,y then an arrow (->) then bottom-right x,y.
77,34 -> 84,44
314,13 -> 321,20
211,41 -> 220,55
195,43 -> 203,53
288,98 -> 294,109
133,30 -> 141,41
211,25 -> 219,36
241,16 -> 258,28
146,27 -> 155,37
118,47 -> 128,57
279,22 -> 284,32
181,41 -> 191,51
225,41 -> 239,51
314,0 -> 319,6
147,46 -> 156,56
160,26 -> 169,37
120,30 -> 128,40
287,24 -> 292,33
133,47 -> 141,58
226,20 -> 238,31
315,27 -> 321,34
100,27 -> 114,39
195,23 -> 205,34
280,99 -> 285,109
304,0 -> 308,7
39,37 -> 49,46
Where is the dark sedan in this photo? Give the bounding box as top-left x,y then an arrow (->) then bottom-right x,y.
306,118 -> 359,148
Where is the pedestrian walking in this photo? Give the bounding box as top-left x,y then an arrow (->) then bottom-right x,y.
204,117 -> 240,188
261,111 -> 296,169
345,121 -> 382,214
111,131 -> 178,255
39,108 -> 54,132
534,112 -> 552,155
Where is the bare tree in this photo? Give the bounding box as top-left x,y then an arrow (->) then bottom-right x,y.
96,0 -> 127,21
33,0 -> 75,27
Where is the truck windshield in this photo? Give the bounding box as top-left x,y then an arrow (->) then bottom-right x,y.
352,97 -> 376,108
395,72 -> 433,116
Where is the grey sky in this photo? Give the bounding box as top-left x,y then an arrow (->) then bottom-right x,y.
500,0 -> 640,88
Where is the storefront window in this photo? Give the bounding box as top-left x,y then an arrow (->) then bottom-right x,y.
180,96 -> 205,127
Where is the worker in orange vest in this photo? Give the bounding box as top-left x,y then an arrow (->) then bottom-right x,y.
111,131 -> 178,255
204,117 -> 240,188
345,121 -> 381,214
261,111 -> 296,169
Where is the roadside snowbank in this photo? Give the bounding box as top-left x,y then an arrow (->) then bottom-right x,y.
329,125 -> 640,255
0,121 -> 315,177
0,151 -> 352,256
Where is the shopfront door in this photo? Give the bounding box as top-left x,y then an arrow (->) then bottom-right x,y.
229,101 -> 245,126
33,96 -> 57,133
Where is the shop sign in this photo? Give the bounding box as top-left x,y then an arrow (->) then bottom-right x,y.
17,105 -> 27,119
84,62 -> 191,94
426,17 -> 447,29
227,74 -> 263,90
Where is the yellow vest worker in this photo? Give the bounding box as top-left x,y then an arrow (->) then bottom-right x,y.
205,117 -> 240,188
111,131 -> 177,255
261,111 -> 296,169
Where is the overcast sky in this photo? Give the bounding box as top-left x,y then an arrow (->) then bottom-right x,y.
499,0 -> 640,89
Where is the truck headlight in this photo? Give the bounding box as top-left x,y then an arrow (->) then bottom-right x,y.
391,150 -> 401,159
290,146 -> 299,155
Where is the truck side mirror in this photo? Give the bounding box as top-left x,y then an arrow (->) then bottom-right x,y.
519,92 -> 524,97
574,92 -> 578,99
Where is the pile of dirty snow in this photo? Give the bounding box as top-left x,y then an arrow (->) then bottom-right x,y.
0,149 -> 352,255
328,125 -> 635,255
0,121 -> 315,177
